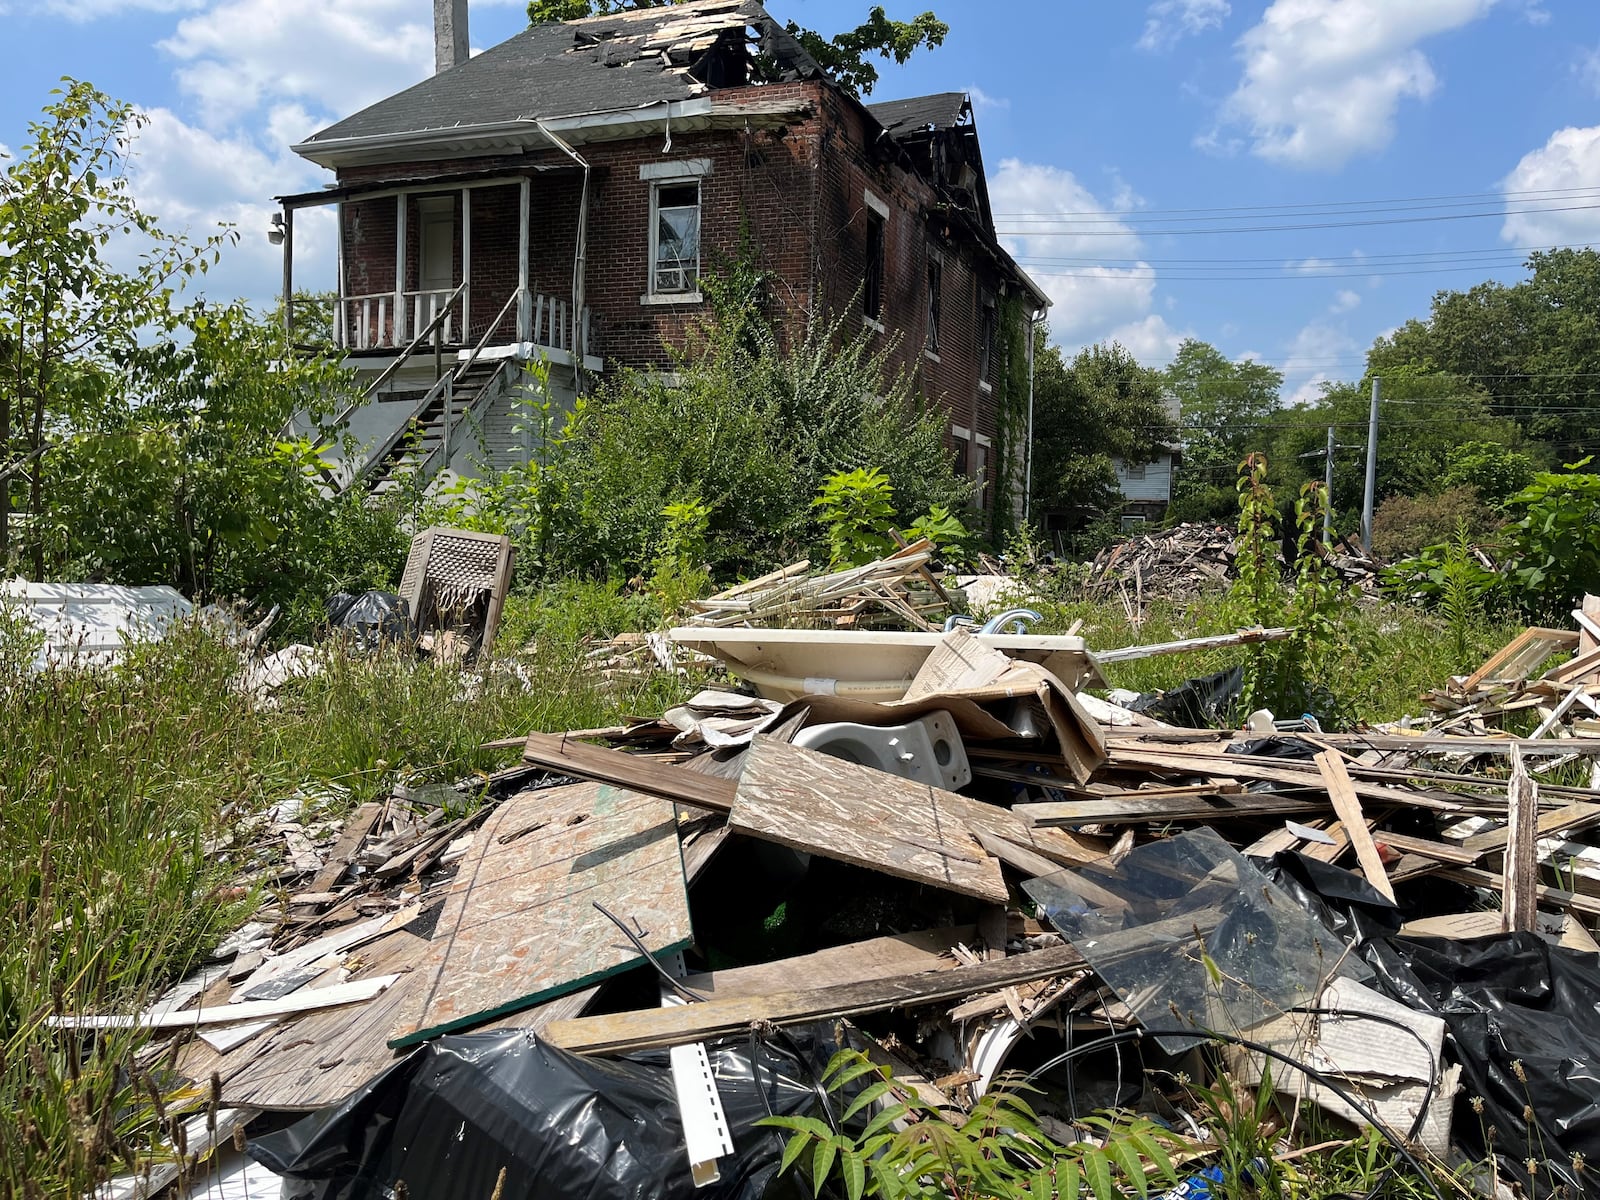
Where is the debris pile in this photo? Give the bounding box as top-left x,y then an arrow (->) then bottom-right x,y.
72,607 -> 1600,1200
1086,524 -> 1382,611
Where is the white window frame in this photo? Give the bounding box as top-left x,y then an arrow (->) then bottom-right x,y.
641,159 -> 712,304
1123,461 -> 1147,481
863,189 -> 888,332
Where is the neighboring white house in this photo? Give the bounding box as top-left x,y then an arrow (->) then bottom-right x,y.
1111,393 -> 1182,529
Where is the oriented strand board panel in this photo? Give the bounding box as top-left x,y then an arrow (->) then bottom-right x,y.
731,737 -> 1007,903
390,781 -> 692,1047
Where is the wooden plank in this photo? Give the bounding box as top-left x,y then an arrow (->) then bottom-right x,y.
1102,745 -> 1465,812
524,732 -> 737,810
1461,801 -> 1600,854
1464,627 -> 1577,691
730,737 -> 1007,903
1503,745 -> 1540,932
680,927 -> 976,1000
1440,866 -> 1600,917
390,780 -> 692,1047
544,944 -> 1086,1056
1576,596 -> 1600,656
1368,830 -> 1477,866
1315,751 -> 1394,901
1019,792 -> 1323,826
55,975 -> 399,1031
306,801 -> 382,893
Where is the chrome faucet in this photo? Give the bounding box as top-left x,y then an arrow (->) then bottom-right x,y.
979,608 -> 1042,635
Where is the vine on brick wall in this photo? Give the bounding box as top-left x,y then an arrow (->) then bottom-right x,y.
987,292 -> 1032,545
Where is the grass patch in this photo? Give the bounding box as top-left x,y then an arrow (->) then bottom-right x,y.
0,607 -> 682,1197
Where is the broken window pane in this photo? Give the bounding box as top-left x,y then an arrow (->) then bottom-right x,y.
653,182 -> 700,294
978,296 -> 997,382
926,255 -> 942,353
864,211 -> 885,321
1023,827 -> 1369,1053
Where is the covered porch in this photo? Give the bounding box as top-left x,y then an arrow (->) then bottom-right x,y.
274,167 -> 598,370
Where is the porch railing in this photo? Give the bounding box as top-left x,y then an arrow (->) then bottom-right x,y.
338,286 -> 588,356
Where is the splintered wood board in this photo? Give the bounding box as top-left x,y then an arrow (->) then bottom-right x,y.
730,737 -> 1007,903
680,926 -> 976,999
389,781 -> 691,1047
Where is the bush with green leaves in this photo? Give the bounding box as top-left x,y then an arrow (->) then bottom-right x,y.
761,1049 -> 1182,1200
1370,486 -> 1497,560
816,467 -> 898,567
545,299 -> 971,581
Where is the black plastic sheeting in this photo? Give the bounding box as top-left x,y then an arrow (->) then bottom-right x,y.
325,591 -> 413,653
1261,851 -> 1600,1195
1128,666 -> 1243,729
249,1024 -> 850,1200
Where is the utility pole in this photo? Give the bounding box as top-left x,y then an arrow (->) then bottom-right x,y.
1361,375 -> 1379,554
1298,425 -> 1352,540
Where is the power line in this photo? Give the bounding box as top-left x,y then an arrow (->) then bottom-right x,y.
991,184 -> 1600,220
995,202 -> 1600,237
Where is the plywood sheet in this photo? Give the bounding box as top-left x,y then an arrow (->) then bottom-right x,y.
730,737 -> 1007,903
390,781 -> 692,1047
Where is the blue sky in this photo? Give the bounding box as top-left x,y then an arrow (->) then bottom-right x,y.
5,0 -> 1600,402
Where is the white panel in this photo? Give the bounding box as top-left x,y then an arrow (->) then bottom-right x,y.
640,157 -> 713,180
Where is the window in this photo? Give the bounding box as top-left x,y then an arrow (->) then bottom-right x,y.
651,181 -> 701,296
864,210 -> 885,323
1123,461 -> 1147,481
977,294 -> 997,384
1120,514 -> 1148,531
925,252 -> 943,356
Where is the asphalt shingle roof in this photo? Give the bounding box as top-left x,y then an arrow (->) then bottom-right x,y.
864,92 -> 970,140
301,0 -> 814,148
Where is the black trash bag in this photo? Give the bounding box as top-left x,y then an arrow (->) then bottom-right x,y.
1258,850 -> 1404,946
325,591 -> 413,653
1259,852 -> 1600,1196
1128,666 -> 1243,729
1223,734 -> 1320,762
249,1025 -> 848,1200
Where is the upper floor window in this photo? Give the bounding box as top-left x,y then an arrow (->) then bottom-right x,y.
978,294 -> 997,384
651,181 -> 701,296
863,189 -> 888,325
925,251 -> 943,356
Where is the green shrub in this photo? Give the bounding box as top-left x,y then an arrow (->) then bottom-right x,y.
1370,486 -> 1496,560
815,467 -> 897,567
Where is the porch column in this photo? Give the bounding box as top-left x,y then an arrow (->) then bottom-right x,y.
335,202 -> 348,348
395,193 -> 407,345
518,176 -> 531,343
461,187 -> 472,341
280,206 -> 294,338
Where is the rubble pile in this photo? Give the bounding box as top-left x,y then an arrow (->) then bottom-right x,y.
68,592 -> 1600,1200
1087,524 -> 1383,610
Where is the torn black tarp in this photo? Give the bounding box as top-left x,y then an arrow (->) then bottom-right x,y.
324,591 -> 413,653
1261,852 -> 1600,1196
1127,666 -> 1242,729
248,1024 -> 848,1200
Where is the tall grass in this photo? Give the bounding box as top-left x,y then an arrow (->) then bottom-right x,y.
0,608 -> 680,1197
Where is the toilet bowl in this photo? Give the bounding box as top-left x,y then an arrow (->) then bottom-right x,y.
792,709 -> 970,791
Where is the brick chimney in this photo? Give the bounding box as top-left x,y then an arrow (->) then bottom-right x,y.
435,0 -> 468,73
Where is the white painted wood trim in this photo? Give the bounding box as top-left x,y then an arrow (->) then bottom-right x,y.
864,188 -> 889,219
640,157 -> 713,180
394,194 -> 407,345
518,177 -> 531,342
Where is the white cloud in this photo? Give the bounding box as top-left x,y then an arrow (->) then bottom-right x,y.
966,85 -> 1009,114
125,107 -> 335,305
990,158 -> 1161,347
1100,315 -> 1193,366
1221,0 -> 1497,169
1580,46 -> 1600,96
1330,288 -> 1362,312
1279,319 -> 1359,406
33,0 -> 203,22
1138,0 -> 1230,52
1501,125 -> 1600,246
1287,256 -> 1336,274
160,0 -> 432,127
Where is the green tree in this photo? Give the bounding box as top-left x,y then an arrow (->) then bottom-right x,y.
525,0 -> 947,96
1028,338 -> 1176,529
1162,338 -> 1282,522
1264,368 -> 1518,531
1368,248 -> 1600,458
0,80 -> 232,576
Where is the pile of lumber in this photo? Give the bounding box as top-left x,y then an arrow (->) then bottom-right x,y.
1425,598 -> 1600,739
1087,524 -> 1382,612
683,539 -> 951,631
73,616 -> 1600,1195
1086,523 -> 1239,601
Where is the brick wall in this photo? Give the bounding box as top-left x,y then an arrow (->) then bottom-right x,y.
331,78 -> 1014,500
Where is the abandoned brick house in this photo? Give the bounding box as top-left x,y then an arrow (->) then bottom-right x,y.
277,0 -> 1050,511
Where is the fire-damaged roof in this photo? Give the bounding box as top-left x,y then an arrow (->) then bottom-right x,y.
864,91 -> 970,140
297,0 -> 819,155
